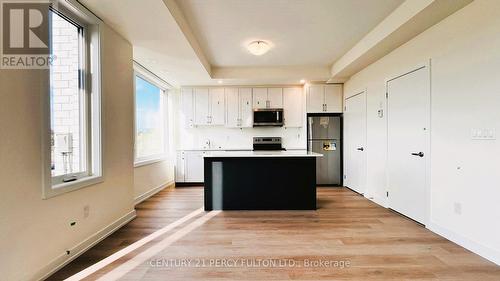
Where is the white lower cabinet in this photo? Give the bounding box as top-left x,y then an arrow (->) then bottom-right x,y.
176,151 -> 206,183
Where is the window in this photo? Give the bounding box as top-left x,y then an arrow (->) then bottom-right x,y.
50,11 -> 84,179
134,67 -> 168,166
43,1 -> 102,198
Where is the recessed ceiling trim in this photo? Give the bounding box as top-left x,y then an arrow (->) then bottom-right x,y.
328,0 -> 473,82
162,0 -> 213,77
212,65 -> 330,84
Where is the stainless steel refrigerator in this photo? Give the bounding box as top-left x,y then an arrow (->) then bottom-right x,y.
307,116 -> 342,185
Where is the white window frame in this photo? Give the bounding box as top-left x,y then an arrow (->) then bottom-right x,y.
42,0 -> 103,199
133,62 -> 171,167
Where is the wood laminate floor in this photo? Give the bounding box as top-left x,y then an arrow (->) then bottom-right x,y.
48,187 -> 500,280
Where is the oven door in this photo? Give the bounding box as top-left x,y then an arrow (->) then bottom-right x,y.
253,109 -> 283,126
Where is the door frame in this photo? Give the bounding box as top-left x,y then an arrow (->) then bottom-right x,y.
306,112 -> 344,187
343,89 -> 367,194
385,60 -> 432,225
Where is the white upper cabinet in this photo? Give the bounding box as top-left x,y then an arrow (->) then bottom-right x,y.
181,88 -> 194,128
267,88 -> 283,108
225,88 -> 239,128
252,88 -> 283,109
194,88 -> 210,125
226,88 -> 253,128
306,84 -> 343,113
192,88 -> 225,126
283,87 -> 303,127
307,85 -> 325,113
252,88 -> 268,109
239,88 -> 253,127
210,88 -> 225,125
324,84 -> 343,113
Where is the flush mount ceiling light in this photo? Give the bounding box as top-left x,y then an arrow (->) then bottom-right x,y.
247,40 -> 271,56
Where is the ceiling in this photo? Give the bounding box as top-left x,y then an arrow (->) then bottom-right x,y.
78,0 -> 413,86
79,0 -> 212,86
177,0 -> 404,68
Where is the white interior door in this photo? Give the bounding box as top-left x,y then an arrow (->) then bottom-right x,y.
387,66 -> 430,224
344,91 -> 366,194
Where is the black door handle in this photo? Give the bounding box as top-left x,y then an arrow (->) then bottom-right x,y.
357,147 -> 364,151
411,152 -> 424,157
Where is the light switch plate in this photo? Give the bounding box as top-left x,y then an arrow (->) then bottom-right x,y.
471,128 -> 496,140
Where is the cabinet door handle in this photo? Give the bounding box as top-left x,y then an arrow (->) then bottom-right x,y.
324,104 -> 327,111
411,152 -> 424,157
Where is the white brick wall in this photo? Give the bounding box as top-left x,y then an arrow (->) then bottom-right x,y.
50,14 -> 82,176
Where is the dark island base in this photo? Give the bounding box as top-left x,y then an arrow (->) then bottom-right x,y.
204,157 -> 317,210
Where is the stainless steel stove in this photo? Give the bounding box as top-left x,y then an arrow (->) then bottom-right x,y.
252,137 -> 286,151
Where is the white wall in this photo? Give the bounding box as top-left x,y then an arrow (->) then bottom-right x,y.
344,0 -> 500,264
174,88 -> 307,151
0,24 -> 135,280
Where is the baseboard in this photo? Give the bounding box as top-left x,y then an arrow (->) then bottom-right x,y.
427,222 -> 500,265
35,210 -> 137,281
175,182 -> 204,187
134,180 -> 175,205
369,194 -> 388,208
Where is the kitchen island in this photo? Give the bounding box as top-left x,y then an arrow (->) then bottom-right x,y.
203,150 -> 323,211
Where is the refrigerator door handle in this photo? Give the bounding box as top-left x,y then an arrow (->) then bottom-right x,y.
307,140 -> 313,152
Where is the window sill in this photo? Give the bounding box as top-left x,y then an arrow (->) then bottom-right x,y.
42,175 -> 103,199
134,156 -> 167,168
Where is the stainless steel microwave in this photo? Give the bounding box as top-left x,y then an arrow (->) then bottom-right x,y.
253,108 -> 284,127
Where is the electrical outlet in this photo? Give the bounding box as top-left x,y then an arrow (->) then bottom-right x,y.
454,202 -> 462,215
83,205 -> 90,218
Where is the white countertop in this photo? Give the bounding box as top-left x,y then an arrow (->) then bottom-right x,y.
203,150 -> 323,158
